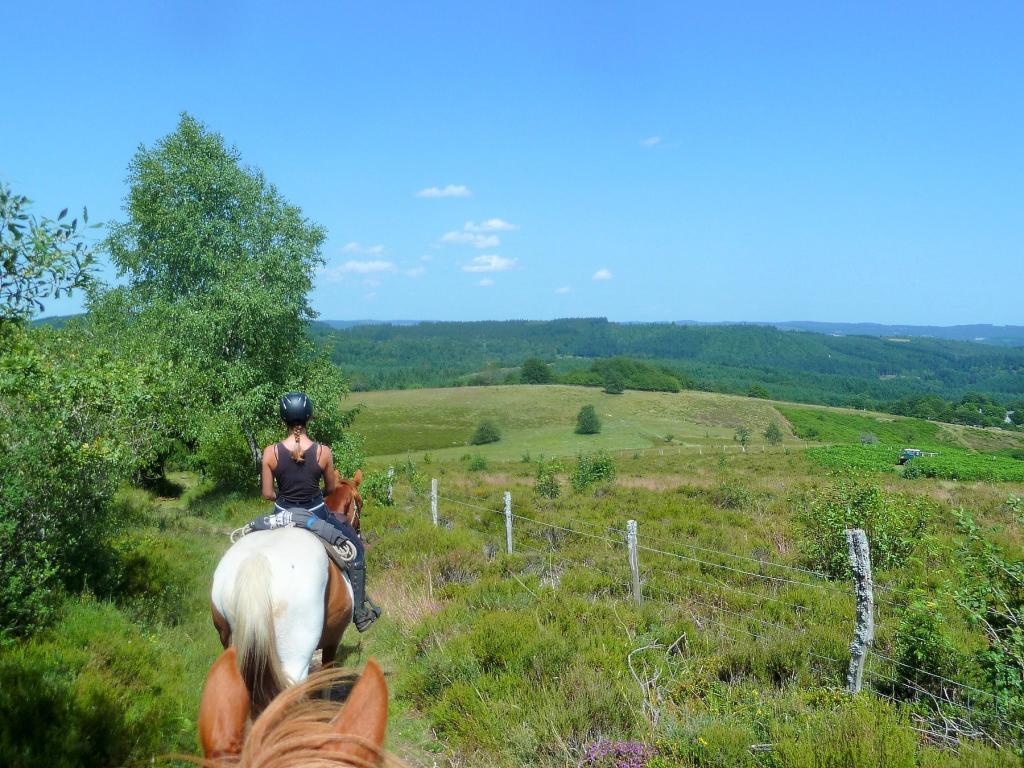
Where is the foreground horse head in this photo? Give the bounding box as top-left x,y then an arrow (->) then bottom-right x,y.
198,656 -> 389,766
326,469 -> 363,531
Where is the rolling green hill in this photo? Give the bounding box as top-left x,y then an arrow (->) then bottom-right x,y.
311,319 -> 1024,411
353,384 -> 1024,463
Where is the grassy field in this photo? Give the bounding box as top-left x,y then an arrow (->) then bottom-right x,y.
353,385 -> 799,460
4,386 -> 1023,767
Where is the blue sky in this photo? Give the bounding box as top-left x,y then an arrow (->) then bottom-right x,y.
5,2 -> 1022,324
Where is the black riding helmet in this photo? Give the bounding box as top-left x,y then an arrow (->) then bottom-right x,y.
279,391 -> 313,425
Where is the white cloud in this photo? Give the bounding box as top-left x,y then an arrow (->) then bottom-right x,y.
478,278 -> 495,287
416,184 -> 472,198
555,286 -> 572,294
441,231 -> 500,249
341,242 -> 386,255
364,291 -> 378,300
464,218 -> 518,232
641,136 -> 662,147
320,260 -> 396,281
405,266 -> 426,278
420,254 -> 433,261
593,268 -> 613,281
463,254 -> 517,273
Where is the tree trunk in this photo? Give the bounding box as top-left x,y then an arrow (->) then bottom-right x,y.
243,427 -> 261,471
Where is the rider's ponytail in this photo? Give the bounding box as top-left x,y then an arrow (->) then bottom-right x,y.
290,424 -> 305,464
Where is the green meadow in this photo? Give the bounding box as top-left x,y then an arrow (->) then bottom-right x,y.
354,385 -> 799,461
4,385 -> 1024,767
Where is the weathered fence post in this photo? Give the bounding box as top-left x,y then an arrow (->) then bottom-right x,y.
626,519 -> 642,605
504,491 -> 513,554
386,466 -> 395,504
846,528 -> 874,693
430,478 -> 438,526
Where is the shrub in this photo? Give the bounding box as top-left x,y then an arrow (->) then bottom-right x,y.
797,481 -> 934,579
955,510 -> 1024,727
470,419 -> 501,445
467,454 -> 488,472
764,421 -> 783,445
602,369 -> 626,395
771,696 -> 917,768
747,384 -> 769,399
892,595 -> 959,697
570,453 -> 616,492
521,358 -> 553,384
535,460 -> 562,499
331,431 -> 366,477
576,405 -> 601,435
195,412 -> 259,489
361,469 -> 394,506
734,425 -> 750,446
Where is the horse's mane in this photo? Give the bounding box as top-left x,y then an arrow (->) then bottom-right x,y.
178,666 -> 401,768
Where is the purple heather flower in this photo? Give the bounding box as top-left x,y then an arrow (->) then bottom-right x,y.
582,738 -> 655,768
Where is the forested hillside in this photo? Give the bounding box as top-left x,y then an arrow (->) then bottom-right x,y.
310,319 -> 1024,409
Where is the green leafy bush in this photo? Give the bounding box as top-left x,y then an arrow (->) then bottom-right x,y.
575,404 -> 601,435
535,460 -> 562,499
570,452 -> 616,492
470,419 -> 502,445
892,595 -> 960,696
467,454 -> 488,472
764,421 -> 783,445
0,327 -> 172,635
955,510 -> 1024,727
520,358 -> 553,384
361,469 -> 394,506
797,482 -> 933,579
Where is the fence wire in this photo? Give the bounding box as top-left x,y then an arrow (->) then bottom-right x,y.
389,474 -> 1020,746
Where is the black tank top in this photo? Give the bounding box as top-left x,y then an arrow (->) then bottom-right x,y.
273,442 -> 323,506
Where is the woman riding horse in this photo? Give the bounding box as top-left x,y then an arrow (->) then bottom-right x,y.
263,391 -> 380,632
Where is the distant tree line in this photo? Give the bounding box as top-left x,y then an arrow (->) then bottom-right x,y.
311,319 -> 1024,428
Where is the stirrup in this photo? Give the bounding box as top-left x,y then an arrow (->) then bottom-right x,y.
332,540 -> 358,563
354,599 -> 381,632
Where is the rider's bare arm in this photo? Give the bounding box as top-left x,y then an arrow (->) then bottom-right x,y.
261,445 -> 278,501
321,446 -> 338,494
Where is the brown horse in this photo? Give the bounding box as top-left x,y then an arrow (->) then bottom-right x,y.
200,471 -> 366,759
196,656 -> 390,766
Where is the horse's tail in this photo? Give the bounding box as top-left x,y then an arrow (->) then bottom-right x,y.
230,553 -> 289,714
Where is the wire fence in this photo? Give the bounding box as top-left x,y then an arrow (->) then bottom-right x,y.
387,472 -> 1018,748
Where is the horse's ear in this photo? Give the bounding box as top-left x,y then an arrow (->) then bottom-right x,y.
324,657 -> 388,762
199,648 -> 251,758
353,469 -> 363,488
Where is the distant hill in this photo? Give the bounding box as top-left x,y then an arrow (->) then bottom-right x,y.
320,319 -> 421,330
771,321 -> 1024,347
310,318 -> 1024,409
320,318 -> 1024,347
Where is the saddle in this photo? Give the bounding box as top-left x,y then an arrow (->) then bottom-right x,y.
232,507 -> 358,574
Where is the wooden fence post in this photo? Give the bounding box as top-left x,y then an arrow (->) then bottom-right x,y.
846,528 -> 874,693
504,491 -> 513,554
626,519 -> 642,605
430,478 -> 438,526
386,466 -> 395,504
